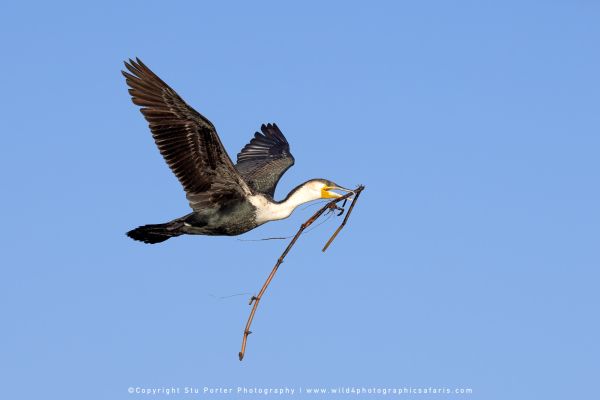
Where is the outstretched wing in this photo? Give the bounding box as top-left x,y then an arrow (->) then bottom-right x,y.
122,58 -> 251,211
235,123 -> 295,197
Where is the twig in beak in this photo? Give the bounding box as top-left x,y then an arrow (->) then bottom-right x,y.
238,185 -> 364,360
322,185 -> 364,252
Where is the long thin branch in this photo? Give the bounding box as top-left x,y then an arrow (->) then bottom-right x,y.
238,185 -> 364,360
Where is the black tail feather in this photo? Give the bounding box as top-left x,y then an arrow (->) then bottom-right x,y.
126,221 -> 183,244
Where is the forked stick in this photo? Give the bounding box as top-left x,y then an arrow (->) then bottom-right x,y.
238,185 -> 365,360
322,186 -> 364,252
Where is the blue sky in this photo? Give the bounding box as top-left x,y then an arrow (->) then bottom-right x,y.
1,1 -> 599,399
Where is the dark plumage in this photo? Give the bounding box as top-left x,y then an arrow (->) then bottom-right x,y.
122,58 -> 348,244
122,58 -> 249,211
236,123 -> 295,197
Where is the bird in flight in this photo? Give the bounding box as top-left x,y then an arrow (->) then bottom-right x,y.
122,58 -> 351,244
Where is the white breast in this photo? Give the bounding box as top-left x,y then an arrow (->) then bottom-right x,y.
248,194 -> 294,225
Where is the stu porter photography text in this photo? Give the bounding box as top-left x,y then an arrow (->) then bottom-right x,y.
128,386 -> 474,396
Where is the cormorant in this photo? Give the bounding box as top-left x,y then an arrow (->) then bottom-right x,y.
122,58 -> 350,244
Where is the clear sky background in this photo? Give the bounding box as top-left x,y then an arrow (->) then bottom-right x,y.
1,1 -> 598,399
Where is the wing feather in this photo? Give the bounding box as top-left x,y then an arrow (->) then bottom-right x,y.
122,58 -> 251,210
236,123 -> 295,197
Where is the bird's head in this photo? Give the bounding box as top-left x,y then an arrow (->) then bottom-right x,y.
305,179 -> 353,199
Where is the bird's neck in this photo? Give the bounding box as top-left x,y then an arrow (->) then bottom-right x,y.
251,184 -> 320,224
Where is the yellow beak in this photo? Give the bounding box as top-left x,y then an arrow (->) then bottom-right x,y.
321,185 -> 351,199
